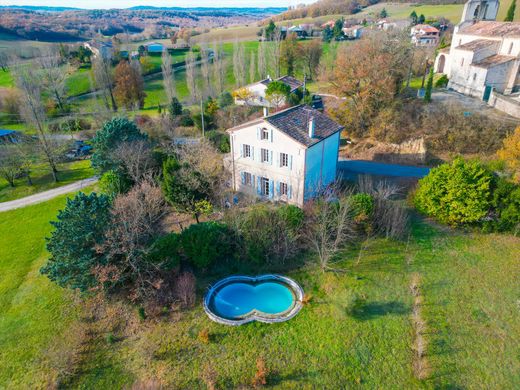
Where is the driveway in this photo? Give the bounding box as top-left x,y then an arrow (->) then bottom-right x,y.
338,159 -> 430,178
0,177 -> 98,212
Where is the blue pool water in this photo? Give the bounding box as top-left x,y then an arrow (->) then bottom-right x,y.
211,281 -> 294,320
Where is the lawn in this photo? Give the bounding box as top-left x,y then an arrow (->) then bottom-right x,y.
0,159 -> 94,202
0,194 -> 518,388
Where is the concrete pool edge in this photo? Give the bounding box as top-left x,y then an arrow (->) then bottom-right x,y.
203,274 -> 304,326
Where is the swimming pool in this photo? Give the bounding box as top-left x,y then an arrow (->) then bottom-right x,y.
203,275 -> 304,325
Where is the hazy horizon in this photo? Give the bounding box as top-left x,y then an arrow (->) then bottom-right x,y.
1,0 -> 316,9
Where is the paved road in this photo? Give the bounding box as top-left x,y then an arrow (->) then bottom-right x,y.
338,159 -> 430,178
0,177 -> 98,213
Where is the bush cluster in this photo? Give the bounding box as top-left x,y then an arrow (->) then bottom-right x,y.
414,158 -> 520,232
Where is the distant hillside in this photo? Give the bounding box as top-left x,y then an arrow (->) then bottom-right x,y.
0,7 -> 284,42
275,0 -> 466,21
0,5 -> 81,11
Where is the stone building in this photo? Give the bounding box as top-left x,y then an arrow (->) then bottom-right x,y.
434,0 -> 520,118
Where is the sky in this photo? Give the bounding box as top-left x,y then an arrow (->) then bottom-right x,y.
1,0 -> 316,8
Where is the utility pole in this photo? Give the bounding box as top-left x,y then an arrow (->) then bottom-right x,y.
200,99 -> 205,138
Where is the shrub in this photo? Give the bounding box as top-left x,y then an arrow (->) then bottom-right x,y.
490,178 -> 520,233
414,158 -> 493,226
351,193 -> 374,220
41,192 -> 112,291
180,222 -> 235,269
434,74 -> 449,88
233,204 -> 304,265
147,233 -> 182,270
99,170 -> 132,197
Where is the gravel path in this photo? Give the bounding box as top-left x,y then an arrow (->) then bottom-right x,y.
0,177 -> 98,213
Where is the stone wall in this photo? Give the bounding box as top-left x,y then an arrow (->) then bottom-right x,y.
489,91 -> 520,119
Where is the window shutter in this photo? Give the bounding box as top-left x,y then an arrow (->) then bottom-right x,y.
257,178 -> 262,195
270,129 -> 274,142
252,175 -> 256,187
240,144 -> 243,158
276,152 -> 279,167
288,184 -> 292,199
270,150 -> 273,165
276,181 -> 280,196
251,146 -> 255,160
257,127 -> 261,140
241,172 -> 245,185
269,180 -> 274,199
289,155 -> 293,170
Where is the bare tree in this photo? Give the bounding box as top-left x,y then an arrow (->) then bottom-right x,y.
305,186 -> 355,271
92,55 -> 117,112
200,44 -> 212,98
232,40 -> 246,87
12,63 -> 60,182
175,271 -> 196,307
249,51 -> 256,83
161,49 -> 176,104
104,179 -> 167,301
257,40 -> 267,79
212,42 -> 226,94
299,39 -> 322,80
38,47 -> 68,111
0,146 -> 23,187
113,140 -> 158,183
185,49 -> 198,103
271,28 -> 283,78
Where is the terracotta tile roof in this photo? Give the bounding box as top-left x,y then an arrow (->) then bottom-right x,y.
460,21 -> 520,38
473,54 -> 516,68
265,105 -> 343,147
413,24 -> 440,33
455,39 -> 499,52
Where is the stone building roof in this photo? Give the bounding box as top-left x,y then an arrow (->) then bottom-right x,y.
456,39 -> 499,51
265,105 -> 343,147
473,54 -> 516,68
460,21 -> 520,38
227,105 -> 343,148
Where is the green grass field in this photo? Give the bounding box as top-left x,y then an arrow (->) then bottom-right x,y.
0,193 -> 518,388
0,159 -> 94,202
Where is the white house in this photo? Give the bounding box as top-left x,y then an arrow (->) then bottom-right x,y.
410,24 -> 440,47
434,0 -> 520,118
234,75 -> 303,107
226,105 -> 343,207
83,40 -> 113,59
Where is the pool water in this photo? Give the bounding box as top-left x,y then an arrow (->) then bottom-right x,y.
211,281 -> 294,319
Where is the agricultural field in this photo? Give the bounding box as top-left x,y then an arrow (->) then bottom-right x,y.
0,193 -> 518,388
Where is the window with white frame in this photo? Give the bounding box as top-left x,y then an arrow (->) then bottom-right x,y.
280,152 -> 289,167
260,177 -> 270,196
243,172 -> 252,186
243,144 -> 251,158
261,148 -> 269,163
280,182 -> 288,197
261,128 -> 269,140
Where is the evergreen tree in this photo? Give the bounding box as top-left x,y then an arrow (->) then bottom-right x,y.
91,117 -> 148,174
168,97 -> 183,117
380,8 -> 388,18
418,14 -> 426,24
41,192 -> 112,291
410,10 -> 418,25
505,0 -> 516,21
424,67 -> 434,103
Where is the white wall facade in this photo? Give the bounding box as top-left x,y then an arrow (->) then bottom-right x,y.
228,120 -> 340,207
229,121 -> 307,206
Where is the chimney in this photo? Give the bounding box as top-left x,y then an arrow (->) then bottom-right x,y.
263,106 -> 269,117
308,117 -> 315,138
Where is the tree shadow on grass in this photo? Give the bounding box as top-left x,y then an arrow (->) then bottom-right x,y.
348,300 -> 409,321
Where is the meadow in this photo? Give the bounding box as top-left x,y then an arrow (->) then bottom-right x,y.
0,159 -> 94,202
0,192 -> 518,388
